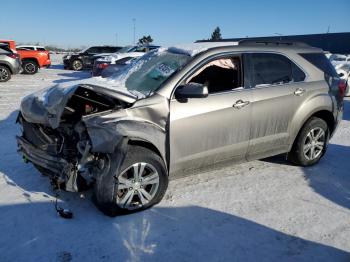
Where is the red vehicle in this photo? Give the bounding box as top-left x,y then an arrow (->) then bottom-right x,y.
0,39 -> 16,52
0,40 -> 51,74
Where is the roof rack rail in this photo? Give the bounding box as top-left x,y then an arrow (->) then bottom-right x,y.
238,40 -> 310,47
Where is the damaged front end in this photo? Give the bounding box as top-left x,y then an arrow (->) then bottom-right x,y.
16,84 -> 138,192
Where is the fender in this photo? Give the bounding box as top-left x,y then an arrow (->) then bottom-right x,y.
83,94 -> 169,170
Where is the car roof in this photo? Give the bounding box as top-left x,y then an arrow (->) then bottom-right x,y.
166,41 -> 322,57
17,45 -> 45,48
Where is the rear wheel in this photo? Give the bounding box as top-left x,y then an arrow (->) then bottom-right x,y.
71,59 -> 83,71
0,65 -> 11,82
93,145 -> 168,216
22,60 -> 38,74
288,117 -> 329,166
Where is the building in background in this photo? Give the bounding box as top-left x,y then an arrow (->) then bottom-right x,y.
198,32 -> 350,54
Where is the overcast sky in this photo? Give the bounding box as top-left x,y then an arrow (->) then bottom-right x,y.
1,0 -> 349,48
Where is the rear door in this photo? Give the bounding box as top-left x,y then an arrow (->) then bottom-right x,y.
245,53 -> 307,160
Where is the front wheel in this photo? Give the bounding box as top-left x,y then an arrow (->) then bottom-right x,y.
93,145 -> 168,216
71,59 -> 83,71
288,117 -> 329,166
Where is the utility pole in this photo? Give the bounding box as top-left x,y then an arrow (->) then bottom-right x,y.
327,25 -> 330,34
115,33 -> 118,46
132,18 -> 136,45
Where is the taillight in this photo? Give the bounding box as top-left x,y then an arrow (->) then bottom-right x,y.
6,53 -> 18,59
338,80 -> 347,98
97,63 -> 109,69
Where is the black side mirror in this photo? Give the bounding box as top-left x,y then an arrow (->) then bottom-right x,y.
175,82 -> 209,99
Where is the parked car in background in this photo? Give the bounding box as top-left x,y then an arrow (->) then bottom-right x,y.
0,40 -> 16,52
100,58 -> 139,78
63,46 -> 122,71
92,45 -> 159,76
92,53 -> 143,77
16,48 -> 51,74
329,54 -> 350,67
335,64 -> 350,96
0,40 -> 50,74
16,41 -> 345,216
17,45 -> 47,51
0,44 -> 21,82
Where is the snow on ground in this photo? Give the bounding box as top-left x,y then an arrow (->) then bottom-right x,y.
0,55 -> 349,262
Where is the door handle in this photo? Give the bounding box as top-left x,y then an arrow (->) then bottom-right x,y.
233,100 -> 250,109
294,88 -> 305,96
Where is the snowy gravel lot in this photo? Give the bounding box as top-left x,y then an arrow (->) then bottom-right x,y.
0,55 -> 349,262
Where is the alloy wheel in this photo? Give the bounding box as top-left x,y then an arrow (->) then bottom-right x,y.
303,127 -> 325,160
0,68 -> 9,81
24,63 -> 36,74
72,60 -> 83,70
115,162 -> 160,210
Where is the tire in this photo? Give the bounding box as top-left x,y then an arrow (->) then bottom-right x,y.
288,117 -> 329,166
22,60 -> 39,74
93,145 -> 168,216
0,65 -> 11,82
71,59 -> 83,71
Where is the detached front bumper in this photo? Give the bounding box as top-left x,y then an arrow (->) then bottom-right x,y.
16,135 -> 69,176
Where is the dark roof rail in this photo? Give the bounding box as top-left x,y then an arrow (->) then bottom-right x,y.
238,39 -> 310,47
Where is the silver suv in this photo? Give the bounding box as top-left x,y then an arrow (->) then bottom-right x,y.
17,41 -> 344,216
0,44 -> 21,82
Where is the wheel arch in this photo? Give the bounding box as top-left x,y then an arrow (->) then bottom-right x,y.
288,108 -> 335,152
128,138 -> 167,170
0,63 -> 13,74
85,119 -> 168,173
22,57 -> 39,65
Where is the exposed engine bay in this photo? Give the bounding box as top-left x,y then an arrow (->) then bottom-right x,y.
17,85 -> 132,192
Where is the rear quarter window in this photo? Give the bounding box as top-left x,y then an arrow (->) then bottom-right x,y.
300,53 -> 338,77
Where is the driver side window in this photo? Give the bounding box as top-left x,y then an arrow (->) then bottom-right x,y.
186,56 -> 242,94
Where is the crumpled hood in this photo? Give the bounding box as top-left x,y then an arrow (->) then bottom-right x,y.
20,85 -> 76,128
20,80 -> 139,129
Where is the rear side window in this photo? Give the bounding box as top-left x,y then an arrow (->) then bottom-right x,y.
300,53 -> 338,77
37,47 -> 46,51
109,47 -> 121,53
250,53 -> 306,86
100,47 -> 113,53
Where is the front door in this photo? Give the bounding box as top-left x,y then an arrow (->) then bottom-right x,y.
169,55 -> 253,173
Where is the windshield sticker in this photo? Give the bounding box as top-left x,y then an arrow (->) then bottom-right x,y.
149,63 -> 176,80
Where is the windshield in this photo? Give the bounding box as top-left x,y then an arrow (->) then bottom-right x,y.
106,50 -> 191,96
